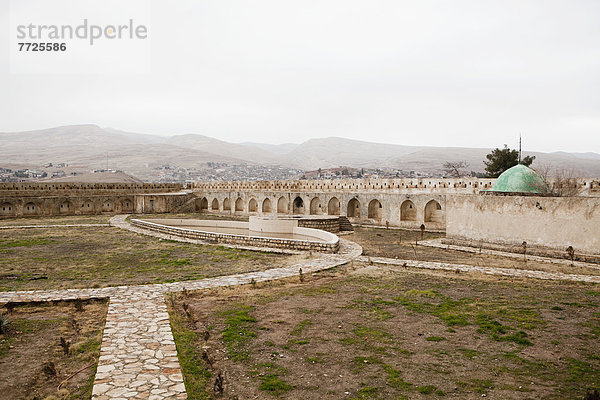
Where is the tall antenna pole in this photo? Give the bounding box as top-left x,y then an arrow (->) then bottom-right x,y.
518,134 -> 522,164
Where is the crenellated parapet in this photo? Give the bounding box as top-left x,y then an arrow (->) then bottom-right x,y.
0,182 -> 183,197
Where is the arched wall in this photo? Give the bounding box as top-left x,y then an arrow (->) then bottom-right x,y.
277,196 -> 288,214
327,197 -> 340,215
262,198 -> 272,213
248,198 -> 258,213
177,190 -> 447,228
293,196 -> 305,214
367,199 -> 383,220
310,197 -> 322,215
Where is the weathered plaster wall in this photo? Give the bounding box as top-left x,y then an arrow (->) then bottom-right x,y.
446,195 -> 600,254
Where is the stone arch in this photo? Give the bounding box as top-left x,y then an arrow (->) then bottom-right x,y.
248,198 -> 258,212
309,197 -> 322,215
23,202 -> 38,215
400,200 -> 417,221
211,198 -> 219,211
368,199 -> 383,220
120,198 -> 133,212
424,199 -> 443,223
293,196 -> 305,214
196,197 -> 209,212
347,198 -> 360,218
235,197 -> 244,212
327,197 -> 340,215
262,198 -> 272,213
81,199 -> 94,214
1,202 -> 14,216
102,200 -> 114,212
60,200 -> 72,214
277,196 -> 288,214
223,198 -> 231,211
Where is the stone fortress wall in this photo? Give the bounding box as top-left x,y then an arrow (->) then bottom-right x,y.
0,182 -> 185,217
191,177 -> 600,254
191,178 -> 498,230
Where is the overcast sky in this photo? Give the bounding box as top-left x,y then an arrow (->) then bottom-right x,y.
1,0 -> 599,152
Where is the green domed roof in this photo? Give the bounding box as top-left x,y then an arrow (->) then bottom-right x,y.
490,164 -> 551,194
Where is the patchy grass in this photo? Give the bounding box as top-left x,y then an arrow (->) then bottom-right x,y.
167,297 -> 213,399
259,374 -> 293,396
167,264 -> 600,399
0,215 -> 111,226
0,222 -> 296,291
220,304 -> 257,361
0,299 -> 107,400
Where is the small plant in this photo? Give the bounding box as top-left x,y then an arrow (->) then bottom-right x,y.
213,370 -> 224,394
60,336 -> 71,355
4,302 -> 15,314
0,314 -> 10,334
182,302 -> 194,321
566,246 -> 575,265
74,298 -> 84,312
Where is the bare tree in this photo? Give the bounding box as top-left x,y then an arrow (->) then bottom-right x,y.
443,161 -> 469,178
535,163 -> 582,196
552,168 -> 582,197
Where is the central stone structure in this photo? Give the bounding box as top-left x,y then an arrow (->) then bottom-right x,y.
130,215 -> 340,253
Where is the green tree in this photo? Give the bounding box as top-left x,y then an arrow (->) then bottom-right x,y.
484,144 -> 535,178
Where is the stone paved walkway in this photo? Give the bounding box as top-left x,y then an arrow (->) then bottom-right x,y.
358,255 -> 600,283
92,292 -> 185,400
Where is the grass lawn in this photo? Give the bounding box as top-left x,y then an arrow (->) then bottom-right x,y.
0,223 -> 297,292
0,299 -> 108,399
168,264 -> 600,399
0,215 -> 112,226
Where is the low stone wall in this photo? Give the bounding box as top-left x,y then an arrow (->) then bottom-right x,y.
446,195 -> 600,255
130,219 -> 340,253
297,217 -> 340,233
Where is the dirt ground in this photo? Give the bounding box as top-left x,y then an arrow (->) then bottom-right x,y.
350,226 -> 600,277
0,299 -> 108,400
168,263 -> 600,400
0,223 -> 302,292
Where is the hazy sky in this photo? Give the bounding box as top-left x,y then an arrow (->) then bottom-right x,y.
1,0 -> 599,152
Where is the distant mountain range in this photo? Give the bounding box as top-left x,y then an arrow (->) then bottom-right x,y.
1,124 -> 600,178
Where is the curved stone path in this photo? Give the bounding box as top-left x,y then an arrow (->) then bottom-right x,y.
419,238 -> 600,270
0,216 -> 362,399
358,256 -> 600,283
